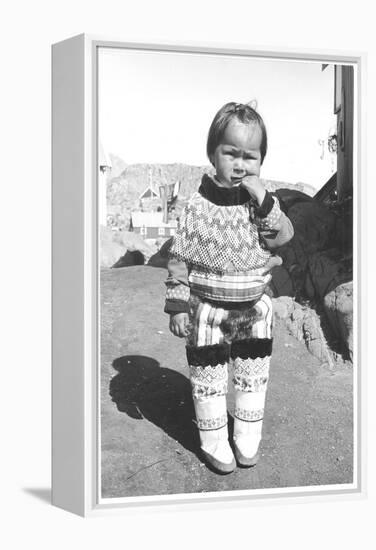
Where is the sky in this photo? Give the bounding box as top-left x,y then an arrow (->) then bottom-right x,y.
99,48 -> 337,189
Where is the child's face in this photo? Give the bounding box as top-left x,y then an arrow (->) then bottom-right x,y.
212,120 -> 262,188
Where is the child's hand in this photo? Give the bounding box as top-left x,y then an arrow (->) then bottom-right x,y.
241,175 -> 266,206
169,312 -> 190,338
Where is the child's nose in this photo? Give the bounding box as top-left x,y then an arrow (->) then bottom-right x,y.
233,158 -> 245,171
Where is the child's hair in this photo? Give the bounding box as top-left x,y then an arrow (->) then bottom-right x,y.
206,102 -> 268,165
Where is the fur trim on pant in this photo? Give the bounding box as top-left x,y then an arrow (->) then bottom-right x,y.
187,293 -> 264,345
230,338 -> 273,360
186,342 -> 230,367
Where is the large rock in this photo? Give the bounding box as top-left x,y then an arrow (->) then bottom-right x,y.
272,189 -> 344,291
273,297 -> 334,366
271,190 -> 341,300
116,231 -> 156,263
147,237 -> 173,268
147,251 -> 168,268
323,281 -> 353,360
269,190 -> 353,362
286,199 -> 339,253
112,250 -> 145,268
305,249 -> 351,300
100,227 -> 157,268
272,296 -> 295,319
100,226 -> 124,267
269,266 -> 295,298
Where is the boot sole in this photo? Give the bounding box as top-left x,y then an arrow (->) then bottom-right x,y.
234,447 -> 259,468
201,450 -> 236,474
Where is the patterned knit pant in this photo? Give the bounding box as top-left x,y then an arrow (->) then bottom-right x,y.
186,293 -> 273,431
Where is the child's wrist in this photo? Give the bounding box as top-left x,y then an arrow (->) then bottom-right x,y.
254,188 -> 266,206
255,190 -> 274,217
245,185 -> 265,206
242,176 -> 265,205
164,300 -> 190,315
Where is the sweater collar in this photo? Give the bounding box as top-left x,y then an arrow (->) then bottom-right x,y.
198,174 -> 252,206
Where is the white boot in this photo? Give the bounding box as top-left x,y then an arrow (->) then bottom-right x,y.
233,390 -> 266,467
194,395 -> 236,474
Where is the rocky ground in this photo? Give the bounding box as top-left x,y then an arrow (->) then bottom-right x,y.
100,266 -> 353,499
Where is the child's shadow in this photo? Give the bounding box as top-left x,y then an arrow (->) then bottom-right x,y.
109,355 -> 199,455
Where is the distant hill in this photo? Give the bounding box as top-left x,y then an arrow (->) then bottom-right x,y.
106,158 -> 317,230
108,153 -> 127,179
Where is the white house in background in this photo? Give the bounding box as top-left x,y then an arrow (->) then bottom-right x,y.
138,184 -> 162,212
139,186 -> 159,201
130,211 -> 177,240
99,141 -> 112,225
138,168 -> 162,211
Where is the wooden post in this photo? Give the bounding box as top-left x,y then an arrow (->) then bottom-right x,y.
160,183 -> 168,223
336,66 -> 353,202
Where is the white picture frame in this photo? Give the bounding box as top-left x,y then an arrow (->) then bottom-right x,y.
52,34 -> 366,517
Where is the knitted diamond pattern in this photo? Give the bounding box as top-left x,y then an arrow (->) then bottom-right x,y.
189,363 -> 228,385
255,196 -> 282,229
170,193 -> 272,272
189,363 -> 228,400
232,357 -> 270,392
232,356 -> 270,378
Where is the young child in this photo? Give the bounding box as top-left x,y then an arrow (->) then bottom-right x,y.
164,102 -> 294,474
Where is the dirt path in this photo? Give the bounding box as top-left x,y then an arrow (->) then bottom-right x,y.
100,266 -> 353,498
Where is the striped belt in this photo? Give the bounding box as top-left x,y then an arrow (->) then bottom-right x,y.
188,268 -> 271,303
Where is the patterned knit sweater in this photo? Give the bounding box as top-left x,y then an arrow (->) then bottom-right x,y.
165,175 -> 294,312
